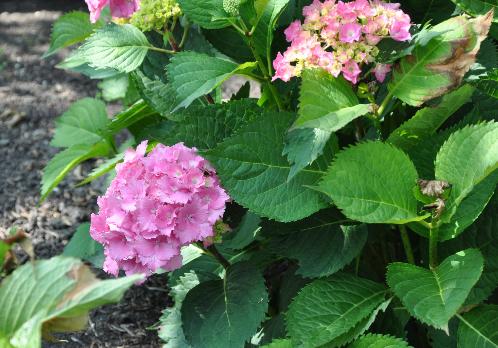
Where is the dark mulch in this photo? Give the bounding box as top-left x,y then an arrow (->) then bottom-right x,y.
0,1 -> 169,347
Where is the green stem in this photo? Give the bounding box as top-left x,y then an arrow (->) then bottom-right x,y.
148,46 -> 176,55
206,245 -> 231,270
377,90 -> 395,116
179,23 -> 190,48
399,225 -> 415,265
429,224 -> 439,269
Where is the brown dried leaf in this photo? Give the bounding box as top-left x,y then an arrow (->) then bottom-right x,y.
418,179 -> 451,197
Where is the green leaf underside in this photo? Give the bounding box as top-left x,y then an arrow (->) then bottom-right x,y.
270,215 -> 368,278
435,122 -> 498,235
442,195 -> 498,305
389,14 -> 490,106
0,256 -> 139,342
387,85 -> 474,151
349,333 -> 412,348
168,51 -> 256,110
44,11 -> 98,58
457,305 -> 498,347
294,104 -> 372,131
159,272 -> 200,347
51,98 -> 110,148
387,249 -> 484,329
318,141 -> 423,224
80,23 -> 151,73
98,74 -> 129,101
286,273 -> 387,347
41,143 -> 109,202
177,0 -> 230,29
285,69 -> 359,179
206,111 -> 327,222
181,262 -> 268,348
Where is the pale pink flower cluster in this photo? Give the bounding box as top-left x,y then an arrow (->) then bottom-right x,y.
90,141 -> 229,277
85,0 -> 141,23
273,0 -> 412,84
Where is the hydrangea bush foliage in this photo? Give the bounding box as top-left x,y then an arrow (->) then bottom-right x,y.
14,0 -> 498,346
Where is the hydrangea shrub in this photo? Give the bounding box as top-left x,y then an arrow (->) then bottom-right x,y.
29,0 -> 498,347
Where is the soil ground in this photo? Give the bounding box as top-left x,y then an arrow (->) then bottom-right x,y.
0,1 -> 169,347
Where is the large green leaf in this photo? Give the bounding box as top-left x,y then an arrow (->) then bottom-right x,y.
387,249 -> 484,329
63,223 -> 104,267
286,273 -> 387,348
387,85 -> 474,151
206,111 -> 327,222
253,0 -> 290,69
294,104 -> 372,131
349,334 -> 412,348
168,51 -> 256,109
388,13 -> 491,106
181,262 -> 268,348
41,143 -> 109,202
80,23 -> 152,73
132,70 -> 176,117
44,11 -> 100,58
262,339 -> 293,348
442,195 -> 498,305
269,212 -> 368,278
435,122 -> 498,237
451,0 -> 498,22
0,256 -> 140,347
177,0 -> 231,29
159,272 -> 200,348
285,70 -> 358,179
161,99 -> 262,149
318,141 -> 424,224
51,98 -> 110,148
457,305 -> 498,347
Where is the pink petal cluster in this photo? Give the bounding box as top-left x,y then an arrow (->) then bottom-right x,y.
85,0 -> 141,23
273,0 -> 411,84
90,141 -> 229,278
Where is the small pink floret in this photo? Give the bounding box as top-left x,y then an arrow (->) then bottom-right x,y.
85,0 -> 140,23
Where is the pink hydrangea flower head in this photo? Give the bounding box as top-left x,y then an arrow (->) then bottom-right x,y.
373,63 -> 392,82
85,0 -> 140,23
90,141 -> 230,278
272,0 -> 412,84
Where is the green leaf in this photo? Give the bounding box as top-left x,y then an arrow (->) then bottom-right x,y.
78,152 -> 124,186
269,213 -> 368,278
51,98 -> 110,148
435,122 -> 498,237
177,0 -> 231,29
223,211 -> 261,250
451,0 -> 498,22
318,141 -> 424,224
388,13 -> 491,106
0,256 -> 140,345
349,334 -> 412,348
44,11 -> 99,58
470,68 -> 498,98
293,104 -> 372,131
98,74 -> 130,102
168,51 -> 256,110
0,241 -> 10,271
442,195 -> 498,305
387,249 -> 484,329
63,223 -> 104,267
159,272 -> 200,348
285,70 -> 360,178
41,143 -> 109,202
162,99 -> 262,149
253,0 -> 290,68
286,273 -> 387,348
181,262 -> 268,348
106,99 -> 157,135
387,85 -> 474,151
457,305 -> 498,347
283,128 -> 337,180
80,23 -> 151,73
206,111 -> 327,222
262,339 -> 293,348
132,70 -> 176,117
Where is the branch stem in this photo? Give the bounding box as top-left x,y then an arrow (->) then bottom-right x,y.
399,225 -> 415,265
206,245 -> 231,270
429,224 -> 439,269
